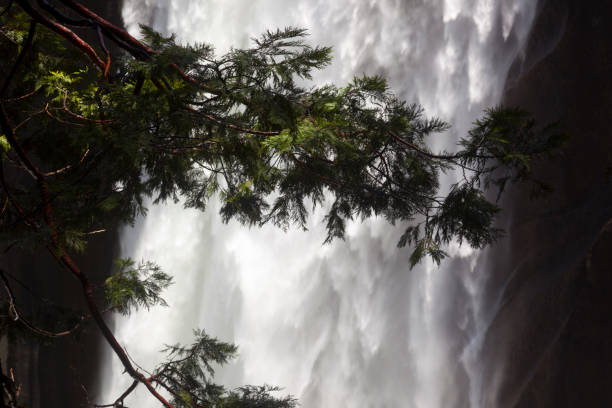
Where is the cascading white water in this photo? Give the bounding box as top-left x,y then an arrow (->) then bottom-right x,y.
102,1 -> 537,406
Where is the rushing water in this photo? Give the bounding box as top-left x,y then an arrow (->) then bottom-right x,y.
102,1 -> 537,406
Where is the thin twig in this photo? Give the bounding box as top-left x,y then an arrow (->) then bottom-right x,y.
95,23 -> 111,78
62,94 -> 113,124
1,86 -> 41,103
0,269 -> 83,338
185,106 -> 280,136
45,103 -> 84,126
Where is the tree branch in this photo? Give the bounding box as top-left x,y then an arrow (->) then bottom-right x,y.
58,0 -> 155,55
61,94 -> 112,124
1,86 -> 41,103
43,147 -> 89,176
185,106 -> 280,136
388,130 -> 457,160
0,269 -> 84,338
35,0 -> 90,27
94,379 -> 138,408
59,0 -> 222,94
15,0 -> 106,72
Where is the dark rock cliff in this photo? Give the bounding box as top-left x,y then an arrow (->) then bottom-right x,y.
479,0 -> 612,406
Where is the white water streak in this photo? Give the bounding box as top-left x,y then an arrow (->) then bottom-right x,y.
102,1 -> 536,407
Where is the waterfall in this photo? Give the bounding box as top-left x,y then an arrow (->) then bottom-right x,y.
102,1 -> 537,406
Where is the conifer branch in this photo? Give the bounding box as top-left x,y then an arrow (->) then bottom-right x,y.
185,106 -> 281,136
0,86 -> 41,103
388,130 -> 457,160
14,0 -> 106,71
58,0 -> 155,54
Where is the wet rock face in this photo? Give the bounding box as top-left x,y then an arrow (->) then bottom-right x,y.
480,0 -> 612,406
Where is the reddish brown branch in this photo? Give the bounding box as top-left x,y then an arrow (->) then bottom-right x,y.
43,147 -> 89,176
59,0 -> 220,94
185,106 -> 280,136
61,95 -> 113,124
15,0 -> 106,72
170,63 -> 217,93
48,199 -> 175,408
58,0 -> 155,54
45,103 -> 84,127
94,23 -> 111,79
43,165 -> 71,177
387,130 -> 484,174
1,86 -> 41,103
387,130 -> 453,160
94,379 -> 138,408
0,269 -> 83,338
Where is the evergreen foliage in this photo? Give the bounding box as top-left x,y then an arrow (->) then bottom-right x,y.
105,258 -> 172,315
0,2 -> 565,407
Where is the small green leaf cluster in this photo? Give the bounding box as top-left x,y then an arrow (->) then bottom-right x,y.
104,258 -> 172,315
